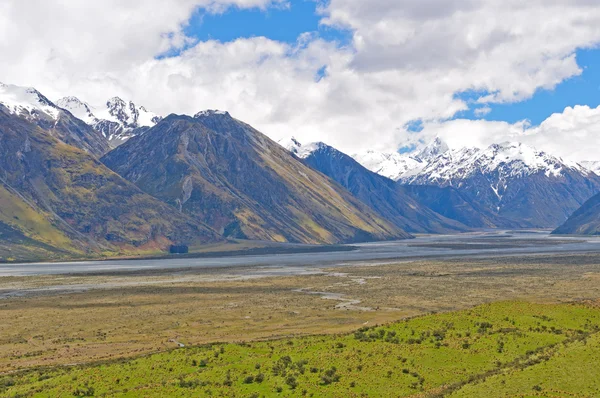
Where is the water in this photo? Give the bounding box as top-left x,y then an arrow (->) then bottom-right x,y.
2,230 -> 599,277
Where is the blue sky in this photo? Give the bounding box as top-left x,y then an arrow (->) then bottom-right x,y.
184,1 -> 351,46
183,2 -> 600,132
456,48 -> 600,125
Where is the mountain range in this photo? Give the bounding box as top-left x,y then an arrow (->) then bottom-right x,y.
56,95 -> 161,147
281,139 -> 470,234
1,80 -> 600,261
354,140 -> 600,229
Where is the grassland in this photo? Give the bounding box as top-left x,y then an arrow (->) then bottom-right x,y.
2,301 -> 600,397
2,252 -> 600,396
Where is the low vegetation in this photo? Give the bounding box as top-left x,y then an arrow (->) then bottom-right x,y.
3,301 -> 600,397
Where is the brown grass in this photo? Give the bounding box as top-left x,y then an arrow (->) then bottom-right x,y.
1,252 -> 599,373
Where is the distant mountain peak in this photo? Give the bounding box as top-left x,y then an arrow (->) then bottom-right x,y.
0,82 -> 61,120
415,136 -> 449,161
278,138 -> 331,159
278,136 -> 303,154
57,94 -> 161,147
404,141 -> 588,190
194,109 -> 230,118
352,149 -> 425,181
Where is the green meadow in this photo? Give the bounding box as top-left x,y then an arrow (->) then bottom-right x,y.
3,301 -> 600,397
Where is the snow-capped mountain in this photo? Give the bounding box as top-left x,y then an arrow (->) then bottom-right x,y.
278,136 -> 303,156
0,82 -> 61,122
278,138 -> 328,159
405,142 -> 589,186
0,83 -> 110,156
352,150 -> 424,181
352,137 -> 449,181
401,142 -> 600,228
581,161 -> 600,176
277,137 -> 469,233
290,135 -> 600,229
57,96 -> 161,147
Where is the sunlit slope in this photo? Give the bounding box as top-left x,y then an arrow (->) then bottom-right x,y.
102,111 -> 410,244
0,108 -> 219,258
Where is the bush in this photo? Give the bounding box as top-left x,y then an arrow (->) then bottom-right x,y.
286,375 -> 298,389
72,386 -> 95,397
321,367 -> 341,385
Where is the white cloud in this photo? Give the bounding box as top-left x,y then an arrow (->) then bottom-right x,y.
474,106 -> 492,117
2,0 -> 600,156
415,105 -> 600,161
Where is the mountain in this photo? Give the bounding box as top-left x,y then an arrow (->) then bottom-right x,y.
581,161 -> 600,176
0,106 -> 218,260
553,192 -> 600,235
0,83 -> 110,156
102,111 -> 411,244
57,96 -> 161,148
399,185 -> 520,228
402,142 -> 600,228
281,139 -> 469,234
352,150 -> 424,181
352,138 -> 448,181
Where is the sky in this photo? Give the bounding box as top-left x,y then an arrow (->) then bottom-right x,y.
2,0 -> 600,160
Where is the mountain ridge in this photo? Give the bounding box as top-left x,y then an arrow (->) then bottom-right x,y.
280,138 -> 471,234
101,111 -> 411,244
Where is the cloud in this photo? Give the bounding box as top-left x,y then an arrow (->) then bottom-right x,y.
2,0 -> 600,156
474,106 -> 492,117
415,105 -> 600,161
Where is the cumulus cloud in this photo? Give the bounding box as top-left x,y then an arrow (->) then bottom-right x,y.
2,0 -> 600,156
414,105 -> 600,161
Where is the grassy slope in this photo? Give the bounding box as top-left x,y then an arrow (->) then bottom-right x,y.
0,184 -> 78,261
3,301 -> 600,397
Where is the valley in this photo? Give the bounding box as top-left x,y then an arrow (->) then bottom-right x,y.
2,242 -> 600,396
2,82 -> 600,397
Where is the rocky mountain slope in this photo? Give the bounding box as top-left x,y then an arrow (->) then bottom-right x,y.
0,106 -> 218,259
57,96 -> 161,148
0,83 -> 110,156
102,111 -> 410,244
281,139 -> 469,234
404,142 -> 600,227
553,192 -> 600,235
354,139 -> 600,228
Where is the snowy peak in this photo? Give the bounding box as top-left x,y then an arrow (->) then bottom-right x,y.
57,94 -> 161,146
56,96 -> 95,124
295,142 -> 329,159
0,82 -> 61,120
352,150 -> 425,181
277,137 -> 328,159
351,137 -> 448,181
194,109 -> 230,119
475,142 -> 582,178
415,137 -> 450,162
407,141 -> 584,186
581,161 -> 600,176
101,96 -> 160,128
278,137 -> 303,155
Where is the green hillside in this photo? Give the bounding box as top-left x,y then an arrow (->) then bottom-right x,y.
4,301 -> 600,397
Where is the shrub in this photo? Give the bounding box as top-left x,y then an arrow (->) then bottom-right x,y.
286,376 -> 298,389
